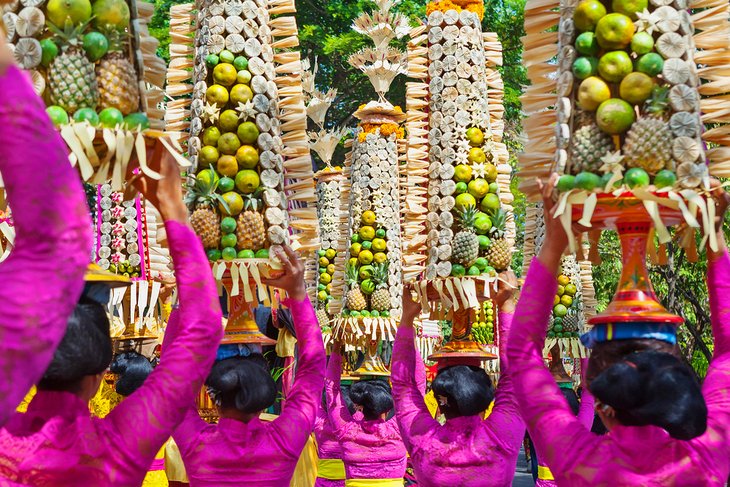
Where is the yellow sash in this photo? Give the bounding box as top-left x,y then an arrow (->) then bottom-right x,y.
317,459 -> 346,480
538,465 -> 555,481
345,479 -> 403,487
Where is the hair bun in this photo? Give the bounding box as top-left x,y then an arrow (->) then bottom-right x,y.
349,380 -> 393,420
206,355 -> 276,414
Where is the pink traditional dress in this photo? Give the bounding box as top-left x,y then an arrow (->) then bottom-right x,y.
325,352 -> 407,487
314,402 -> 346,487
171,297 -> 325,486
0,66 -> 91,427
0,222 -> 224,485
391,312 -> 524,487
507,254 -> 730,485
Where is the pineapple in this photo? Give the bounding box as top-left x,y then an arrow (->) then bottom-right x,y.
563,312 -> 579,333
185,175 -> 224,249
623,86 -> 673,174
370,262 -> 390,312
486,209 -> 511,271
453,205 -> 480,267
96,27 -> 141,115
316,307 -> 330,326
47,22 -> 99,115
345,262 -> 367,311
570,123 -> 615,174
236,194 -> 266,251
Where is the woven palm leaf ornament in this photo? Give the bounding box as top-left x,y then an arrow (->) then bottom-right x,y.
165,0 -> 318,312
1,0 -> 171,189
404,0 -> 515,361
329,0 -> 408,376
519,0 -> 730,252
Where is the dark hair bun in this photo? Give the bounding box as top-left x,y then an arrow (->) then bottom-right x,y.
110,351 -> 154,396
206,354 -> 276,414
349,380 -> 393,420
40,298 -> 112,391
431,365 -> 493,418
589,350 -> 707,440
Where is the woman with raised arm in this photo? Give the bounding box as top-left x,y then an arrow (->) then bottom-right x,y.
325,346 -> 407,486
0,31 -> 91,426
506,175 -> 730,485
390,278 -> 524,487
0,146 -> 224,484
172,246 -> 326,486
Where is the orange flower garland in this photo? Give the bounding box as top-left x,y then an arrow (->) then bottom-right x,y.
426,0 -> 484,20
358,123 -> 406,142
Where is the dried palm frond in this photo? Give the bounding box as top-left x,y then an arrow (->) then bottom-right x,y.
309,127 -> 348,166
307,88 -> 338,128
348,47 -> 407,101
352,11 -> 410,49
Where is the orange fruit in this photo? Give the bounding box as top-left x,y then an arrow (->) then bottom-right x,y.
373,252 -> 387,264
219,191 -> 244,216
236,145 -> 259,169
362,210 -> 376,225
573,0 -> 606,31
237,121 -> 259,144
235,170 -> 260,194
217,155 -> 238,177
595,13 -> 635,50
596,98 -> 635,135
577,76 -> 611,111
230,84 -> 254,105
598,51 -> 633,82
454,164 -> 473,183
213,63 -> 237,87
619,72 -> 654,105
206,84 -> 229,107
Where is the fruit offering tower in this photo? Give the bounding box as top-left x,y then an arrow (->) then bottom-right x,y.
329,0 -> 408,376
519,0 -> 730,337
404,0 -> 515,361
1,0 -> 167,188
303,58 -> 348,331
166,0 -> 317,343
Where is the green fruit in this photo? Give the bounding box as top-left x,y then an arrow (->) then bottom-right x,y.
123,113 -> 150,131
575,172 -> 602,191
218,176 -> 235,193
237,70 -> 252,85
625,167 -> 650,188
601,172 -> 622,190
573,0 -> 607,32
206,54 -> 220,67
654,170 -> 677,188
235,169 -> 260,194
47,0 -> 92,28
451,264 -> 466,277
361,241 -> 372,250
40,39 -> 59,67
595,13 -> 635,50
73,107 -> 99,126
480,193 -> 500,214
455,182 -> 469,194
474,257 -> 488,271
557,174 -> 576,192
221,234 -> 237,248
371,310 -> 380,317
222,247 -> 237,261
350,311 -> 360,317
381,310 -> 390,317
635,53 -> 664,77
197,168 -> 219,187
237,121 -> 260,144
375,229 -> 386,238
478,235 -> 491,250
631,31 -> 654,54
219,50 -> 235,64
598,51 -> 633,83
203,126 -> 222,147
553,304 -> 568,317
221,217 -> 237,234
359,265 -> 375,279
99,107 -> 124,128
474,213 -> 493,234
207,249 -> 222,261
572,56 -> 598,80
575,32 -> 599,55
361,311 -> 371,318
82,32 -> 109,62
467,266 -> 481,276
234,56 -> 249,71
596,98 -> 635,135
238,249 -> 256,259
612,0 -> 647,19
489,182 -> 499,194
256,249 -> 269,259
360,279 -> 376,295
91,0 -> 129,29
553,324 -> 564,332
46,106 -> 69,127
484,266 -> 496,276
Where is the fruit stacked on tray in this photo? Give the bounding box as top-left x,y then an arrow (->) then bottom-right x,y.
470,299 -> 495,345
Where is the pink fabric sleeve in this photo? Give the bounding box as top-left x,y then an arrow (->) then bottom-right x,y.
171,402 -> 209,458
391,324 -> 438,451
0,66 -> 91,426
505,260 -> 594,473
485,311 -> 525,446
698,248 -> 730,458
270,297 -> 326,458
577,388 -> 595,429
106,221 -> 223,464
325,351 -> 356,439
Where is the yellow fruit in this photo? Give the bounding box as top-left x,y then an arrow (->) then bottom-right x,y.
577,76 -> 611,111
199,145 -> 220,165
362,210 -> 376,225
327,264 -> 336,274
557,275 -> 571,286
350,243 -> 362,256
206,84 -> 229,107
220,191 -> 244,216
466,127 -> 485,146
319,257 -> 330,267
373,252 -> 387,264
554,295 -> 560,306
348,257 -> 359,267
218,133 -> 241,155
359,226 -> 375,241
595,13 -> 635,50
561,295 -> 573,307
320,272 -> 332,284
234,170 -> 260,194
371,238 -> 387,252
318,290 -> 328,301
230,84 -> 254,105
358,250 -> 374,265
557,285 -> 565,296
468,147 -> 486,164
236,145 -> 259,169
454,164 -> 473,183
619,72 -> 654,105
219,110 -> 239,133
217,155 -> 238,177
325,248 -> 337,260
484,163 -> 498,183
573,0 -> 607,31
213,63 -> 237,87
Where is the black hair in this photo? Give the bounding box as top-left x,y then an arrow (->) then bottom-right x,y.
110,351 -> 154,396
206,354 -> 276,414
561,387 -> 580,416
431,365 -> 494,418
589,350 -> 707,440
349,379 -> 393,420
586,338 -> 678,384
39,297 -> 112,392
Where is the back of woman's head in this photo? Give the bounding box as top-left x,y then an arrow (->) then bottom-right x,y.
431,365 -> 493,418
349,380 -> 393,420
110,351 -> 154,396
589,350 -> 707,440
206,354 -> 276,414
587,338 -> 678,384
39,297 -> 112,392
